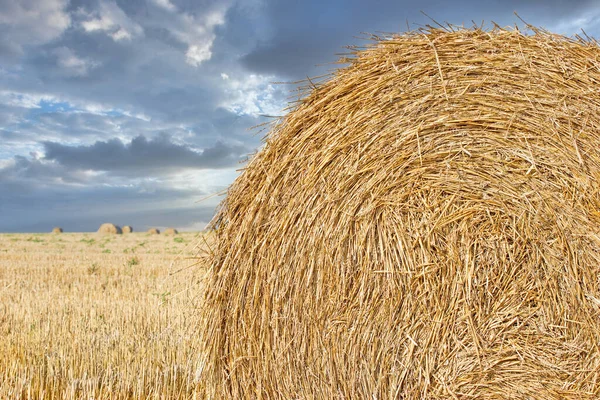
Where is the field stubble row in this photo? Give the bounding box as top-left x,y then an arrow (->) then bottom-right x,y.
0,232 -> 207,399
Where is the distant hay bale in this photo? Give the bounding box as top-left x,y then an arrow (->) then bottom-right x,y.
164,228 -> 178,235
97,223 -> 122,234
147,228 -> 160,234
51,227 -> 63,233
122,225 -> 133,233
199,26 -> 600,398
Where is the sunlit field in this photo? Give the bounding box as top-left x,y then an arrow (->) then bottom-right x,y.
0,231 -> 207,399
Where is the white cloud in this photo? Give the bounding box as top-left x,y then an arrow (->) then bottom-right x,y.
77,0 -> 229,66
168,7 -> 228,67
220,74 -> 284,117
0,159 -> 12,169
167,168 -> 239,193
546,6 -> 600,37
53,47 -> 99,77
81,1 -> 143,42
0,90 -> 57,109
81,16 -> 112,32
81,102 -> 123,116
78,1 -> 227,65
121,110 -> 152,122
151,0 -> 177,12
0,0 -> 70,50
0,90 -> 141,122
110,28 -> 132,41
186,42 -> 214,66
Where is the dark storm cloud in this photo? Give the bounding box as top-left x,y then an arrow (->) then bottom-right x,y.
240,0 -> 598,79
43,134 -> 249,172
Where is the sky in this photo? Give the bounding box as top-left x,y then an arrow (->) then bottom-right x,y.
1,0 -> 599,232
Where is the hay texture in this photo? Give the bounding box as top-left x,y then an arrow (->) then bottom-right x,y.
147,228 -> 160,234
200,26 -> 600,399
97,223 -> 122,234
122,225 -> 133,233
51,227 -> 63,234
164,228 -> 178,235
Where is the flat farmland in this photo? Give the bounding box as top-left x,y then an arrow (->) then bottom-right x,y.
0,231 -> 207,399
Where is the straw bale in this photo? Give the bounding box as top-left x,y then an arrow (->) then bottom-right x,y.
122,225 -> 133,233
164,228 -> 178,235
97,223 -> 122,234
147,228 -> 160,234
51,227 -> 63,233
199,26 -> 600,399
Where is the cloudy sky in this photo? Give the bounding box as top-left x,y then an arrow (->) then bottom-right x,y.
1,0 -> 598,232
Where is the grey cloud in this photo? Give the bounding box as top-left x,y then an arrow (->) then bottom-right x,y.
1,102 -> 263,167
239,0 -> 598,79
16,110 -> 143,143
2,0 -> 273,133
0,103 -> 28,129
0,155 -> 94,185
52,46 -> 99,77
0,0 -> 71,62
242,35 -> 343,79
206,108 -> 269,144
35,112 -> 118,137
0,0 -> 71,37
0,178 -> 218,232
20,40 -> 223,124
0,152 -> 222,232
43,134 -> 249,173
3,0 -> 598,233
0,36 -> 23,62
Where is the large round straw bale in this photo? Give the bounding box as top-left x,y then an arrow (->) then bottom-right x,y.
51,227 -> 63,233
147,228 -> 160,234
200,26 -> 600,398
97,223 -> 122,234
164,228 -> 178,235
122,225 -> 133,233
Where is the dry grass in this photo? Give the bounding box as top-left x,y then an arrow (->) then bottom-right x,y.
200,26 -> 600,398
0,232 -> 206,399
97,223 -> 122,235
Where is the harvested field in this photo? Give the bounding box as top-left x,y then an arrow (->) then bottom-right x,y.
0,232 -> 206,399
